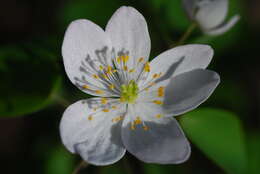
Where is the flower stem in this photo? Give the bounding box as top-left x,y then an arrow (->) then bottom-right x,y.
71,160 -> 88,174
176,22 -> 197,46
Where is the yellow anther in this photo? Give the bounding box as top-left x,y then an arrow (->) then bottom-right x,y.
93,107 -> 98,111
122,55 -> 129,63
138,57 -> 144,63
134,116 -> 142,125
144,62 -> 150,72
101,98 -> 107,104
92,74 -> 99,79
155,114 -> 162,118
129,69 -> 135,73
102,108 -> 109,112
113,69 -> 117,73
112,106 -> 117,109
88,115 -> 93,121
94,90 -> 104,94
144,88 -> 149,91
123,66 -> 128,71
149,82 -> 156,86
82,85 -> 89,89
112,116 -> 123,122
153,73 -> 159,78
117,57 -> 121,63
106,66 -> 113,75
153,100 -> 163,105
102,74 -> 108,79
109,84 -> 115,90
99,65 -> 104,70
143,125 -> 149,131
157,86 -> 165,97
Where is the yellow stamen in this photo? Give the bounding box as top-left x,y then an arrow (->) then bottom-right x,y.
109,84 -> 115,90
112,106 -> 117,109
158,86 -> 165,97
143,125 -> 149,131
144,88 -> 149,91
123,66 -> 128,71
99,65 -> 104,70
82,85 -> 89,89
155,114 -> 162,118
134,116 -> 142,125
92,74 -> 99,79
122,55 -> 129,63
138,57 -> 144,63
88,115 -> 93,121
93,107 -> 98,111
129,69 -> 135,73
106,66 -> 113,75
153,100 -> 163,105
102,74 -> 108,79
153,73 -> 159,78
102,108 -> 109,112
95,90 -> 104,94
144,62 -> 150,72
101,98 -> 107,104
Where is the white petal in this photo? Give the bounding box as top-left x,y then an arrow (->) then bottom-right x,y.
105,6 -> 151,70
204,15 -> 240,36
122,104 -> 190,164
139,44 -> 213,88
60,98 -> 126,165
62,19 -> 117,97
195,0 -> 228,30
163,69 -> 220,116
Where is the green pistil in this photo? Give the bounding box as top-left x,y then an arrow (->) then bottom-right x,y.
120,80 -> 139,103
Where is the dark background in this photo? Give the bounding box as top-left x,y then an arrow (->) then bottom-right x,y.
0,0 -> 260,174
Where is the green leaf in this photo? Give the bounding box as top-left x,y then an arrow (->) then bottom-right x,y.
180,108 -> 247,174
59,0 -> 121,29
0,44 -> 62,117
45,146 -> 75,174
247,133 -> 260,174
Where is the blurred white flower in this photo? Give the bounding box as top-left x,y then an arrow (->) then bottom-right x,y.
182,0 -> 240,35
60,6 -> 220,166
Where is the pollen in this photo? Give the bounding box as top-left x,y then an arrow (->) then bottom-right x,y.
106,66 -> 113,75
144,62 -> 150,72
123,66 -> 128,71
153,100 -> 163,105
93,107 -> 98,111
111,106 -> 117,109
153,73 -> 159,78
88,115 -> 93,121
155,114 -> 162,118
109,84 -> 115,90
134,116 -> 142,125
112,116 -> 123,122
82,85 -> 89,89
101,98 -> 107,104
129,69 -> 135,73
138,57 -> 144,63
94,90 -> 104,94
102,74 -> 108,79
102,108 -> 109,112
157,86 -> 165,97
122,55 -> 129,63
92,74 -> 99,79
143,125 -> 149,131
99,65 -> 104,70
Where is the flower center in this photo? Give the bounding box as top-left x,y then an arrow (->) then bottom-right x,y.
120,80 -> 139,103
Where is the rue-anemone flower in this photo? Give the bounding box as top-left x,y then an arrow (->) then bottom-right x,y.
182,0 -> 240,36
60,6 -> 220,165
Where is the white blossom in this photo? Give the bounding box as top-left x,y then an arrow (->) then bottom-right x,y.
60,6 -> 220,165
182,0 -> 240,35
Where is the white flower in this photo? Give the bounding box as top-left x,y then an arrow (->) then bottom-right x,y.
60,6 -> 220,166
182,0 -> 240,35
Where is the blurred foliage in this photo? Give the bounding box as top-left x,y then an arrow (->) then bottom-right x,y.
180,108 -> 247,174
0,43 -> 62,117
247,133 -> 260,174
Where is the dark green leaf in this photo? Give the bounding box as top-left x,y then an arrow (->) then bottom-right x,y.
180,108 -> 247,174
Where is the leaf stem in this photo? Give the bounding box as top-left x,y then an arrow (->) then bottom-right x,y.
176,22 -> 197,46
71,160 -> 88,174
